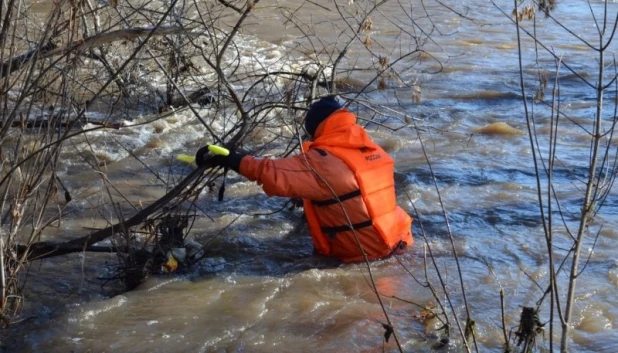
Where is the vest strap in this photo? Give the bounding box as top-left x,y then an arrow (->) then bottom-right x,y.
321,220 -> 373,239
312,189 -> 361,207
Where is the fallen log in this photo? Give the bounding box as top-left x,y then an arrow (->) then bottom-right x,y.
1,26 -> 197,78
9,117 -> 125,130
159,86 -> 214,113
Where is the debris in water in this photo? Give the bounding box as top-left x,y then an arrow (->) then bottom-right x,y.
513,306 -> 545,350
379,321 -> 394,342
162,252 -> 179,272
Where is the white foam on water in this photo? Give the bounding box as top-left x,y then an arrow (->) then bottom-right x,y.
68,295 -> 128,323
145,276 -> 186,292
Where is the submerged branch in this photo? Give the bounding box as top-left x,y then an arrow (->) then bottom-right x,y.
17,125 -> 247,261
17,167 -> 205,261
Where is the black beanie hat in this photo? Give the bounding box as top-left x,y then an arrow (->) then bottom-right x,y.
304,96 -> 342,136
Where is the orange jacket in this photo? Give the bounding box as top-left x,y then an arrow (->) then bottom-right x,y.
239,109 -> 413,262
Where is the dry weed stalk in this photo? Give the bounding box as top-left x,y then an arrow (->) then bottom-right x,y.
490,0 -> 618,351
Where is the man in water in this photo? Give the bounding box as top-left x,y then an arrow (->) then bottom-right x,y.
196,96 -> 412,263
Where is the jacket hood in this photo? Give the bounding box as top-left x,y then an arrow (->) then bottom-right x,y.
308,109 -> 376,150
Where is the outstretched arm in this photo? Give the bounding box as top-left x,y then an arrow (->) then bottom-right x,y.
238,151 -> 337,201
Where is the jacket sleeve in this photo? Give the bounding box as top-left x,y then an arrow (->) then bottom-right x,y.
238,151 -> 332,200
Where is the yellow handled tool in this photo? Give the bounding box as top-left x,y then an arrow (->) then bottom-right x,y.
176,154 -> 196,164
176,144 -> 232,201
207,145 -> 230,156
176,145 -> 230,165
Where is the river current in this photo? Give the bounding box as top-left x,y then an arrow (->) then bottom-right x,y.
5,0 -> 618,352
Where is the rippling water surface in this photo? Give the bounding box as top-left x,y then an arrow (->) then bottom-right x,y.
7,0 -> 618,352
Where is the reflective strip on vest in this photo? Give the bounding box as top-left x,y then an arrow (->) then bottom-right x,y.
321,220 -> 373,239
311,189 -> 361,207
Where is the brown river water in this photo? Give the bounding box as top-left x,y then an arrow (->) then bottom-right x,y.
5,0 -> 618,352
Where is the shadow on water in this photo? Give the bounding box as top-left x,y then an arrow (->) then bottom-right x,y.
416,204 -> 545,238
399,163 -> 606,231
403,164 -> 593,187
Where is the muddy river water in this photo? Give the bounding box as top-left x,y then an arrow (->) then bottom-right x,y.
6,0 -> 618,352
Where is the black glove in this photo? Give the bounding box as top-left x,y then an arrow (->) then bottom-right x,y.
195,145 -> 245,172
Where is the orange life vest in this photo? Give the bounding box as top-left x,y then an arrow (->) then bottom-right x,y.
302,125 -> 413,262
